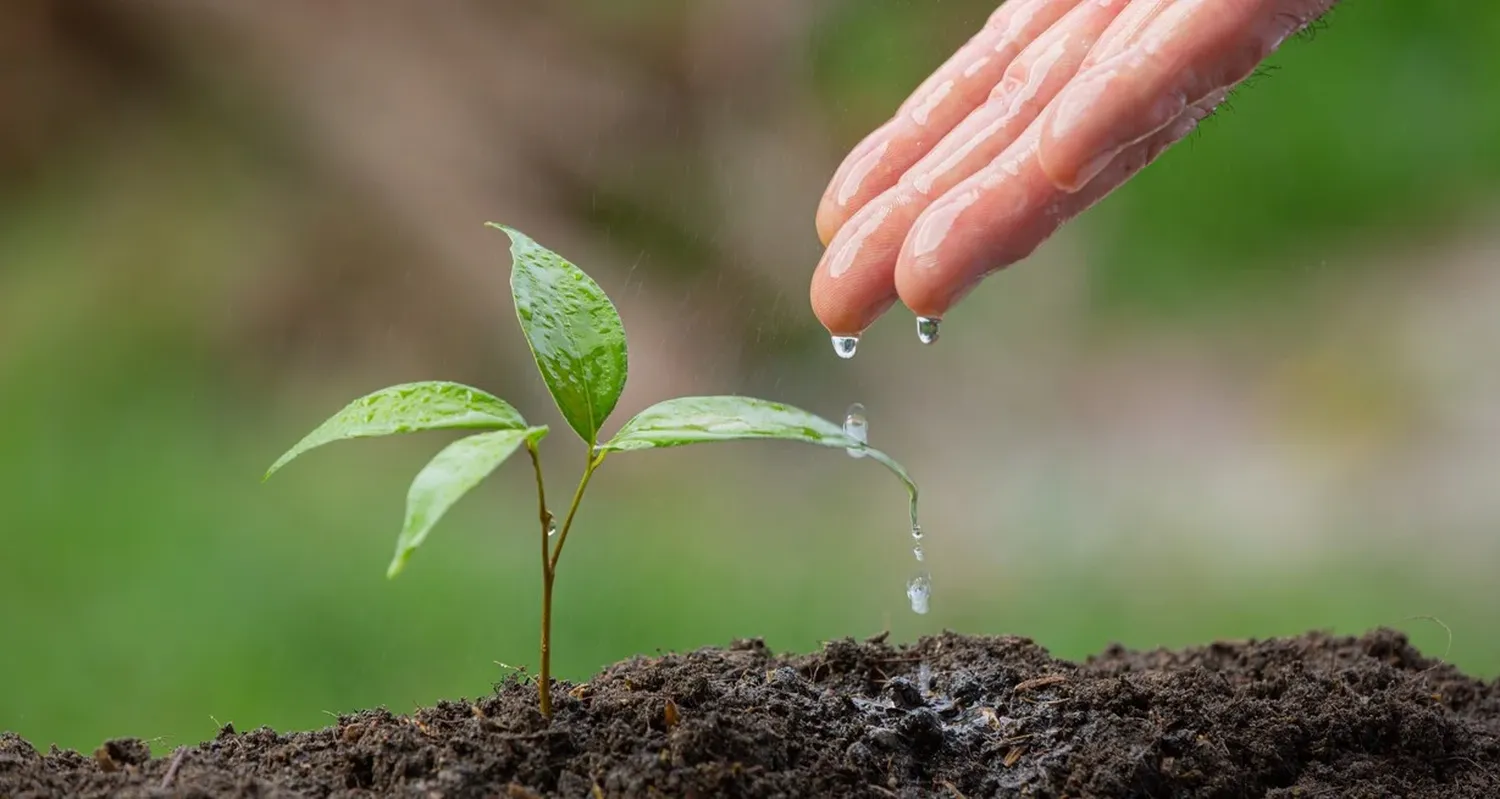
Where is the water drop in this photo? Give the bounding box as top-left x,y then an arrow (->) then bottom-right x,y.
904,495 -> 931,614
907,573 -> 931,615
916,316 -> 941,345
831,335 -> 860,359
546,514 -> 558,538
843,402 -> 868,458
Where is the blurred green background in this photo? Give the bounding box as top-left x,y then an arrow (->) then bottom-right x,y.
3,1 -> 1497,754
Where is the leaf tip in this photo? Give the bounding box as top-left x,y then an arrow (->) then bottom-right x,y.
386,553 -> 409,579
484,221 -> 527,246
262,452 -> 295,482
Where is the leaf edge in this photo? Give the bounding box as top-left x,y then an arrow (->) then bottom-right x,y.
386,424 -> 550,579
263,380 -> 527,481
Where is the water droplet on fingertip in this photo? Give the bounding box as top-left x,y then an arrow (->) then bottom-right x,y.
916,316 -> 941,345
843,402 -> 868,458
831,335 -> 860,359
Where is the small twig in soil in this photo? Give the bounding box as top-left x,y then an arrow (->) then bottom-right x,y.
159,747 -> 187,790
938,779 -> 968,798
1002,746 -> 1027,767
1012,674 -> 1068,693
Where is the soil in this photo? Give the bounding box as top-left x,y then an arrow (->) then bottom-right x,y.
3,628 -> 1497,798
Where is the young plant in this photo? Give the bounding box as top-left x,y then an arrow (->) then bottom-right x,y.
264,224 -> 917,717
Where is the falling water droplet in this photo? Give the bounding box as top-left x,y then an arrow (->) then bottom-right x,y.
843,402 -> 868,458
905,501 -> 930,613
907,573 -> 931,615
916,316 -> 941,345
831,335 -> 860,359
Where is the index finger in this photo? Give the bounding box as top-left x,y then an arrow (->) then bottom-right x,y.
814,0 -> 1084,245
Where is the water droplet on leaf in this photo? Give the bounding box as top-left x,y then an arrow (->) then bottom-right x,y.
843,402 -> 868,458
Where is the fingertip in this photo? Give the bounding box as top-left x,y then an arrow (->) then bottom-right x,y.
814,204 -> 842,248
810,198 -> 913,335
895,140 -> 1055,317
809,273 -> 896,338
892,190 -> 984,319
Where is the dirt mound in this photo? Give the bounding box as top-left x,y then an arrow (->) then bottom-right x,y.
3,628 -> 1497,797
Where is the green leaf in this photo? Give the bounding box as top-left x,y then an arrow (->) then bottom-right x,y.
388,425 -> 549,577
600,394 -> 917,501
265,381 -> 528,479
489,223 -> 628,446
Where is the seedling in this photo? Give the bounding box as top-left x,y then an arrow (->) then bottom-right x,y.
265,224 -> 917,717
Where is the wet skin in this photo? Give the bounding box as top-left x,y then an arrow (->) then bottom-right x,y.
809,0 -> 1341,337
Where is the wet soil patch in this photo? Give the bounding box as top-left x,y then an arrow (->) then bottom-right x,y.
3,628 -> 1497,797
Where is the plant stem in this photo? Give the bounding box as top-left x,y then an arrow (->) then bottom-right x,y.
549,450 -> 604,575
535,448 -> 605,719
526,441 -> 554,717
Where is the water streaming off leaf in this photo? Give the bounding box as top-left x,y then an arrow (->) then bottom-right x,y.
907,501 -> 931,614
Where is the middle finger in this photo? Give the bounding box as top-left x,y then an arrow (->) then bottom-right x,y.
813,0 -> 1084,246
810,0 -> 1125,336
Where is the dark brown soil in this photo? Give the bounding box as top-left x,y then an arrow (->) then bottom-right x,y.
3,628 -> 1497,798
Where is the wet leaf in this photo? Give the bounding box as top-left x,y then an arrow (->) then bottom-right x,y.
389,426 -> 549,577
490,223 -> 627,446
265,381 -> 528,479
600,395 -> 916,497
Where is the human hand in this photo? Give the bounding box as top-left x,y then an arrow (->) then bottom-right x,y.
809,0 -> 1339,348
